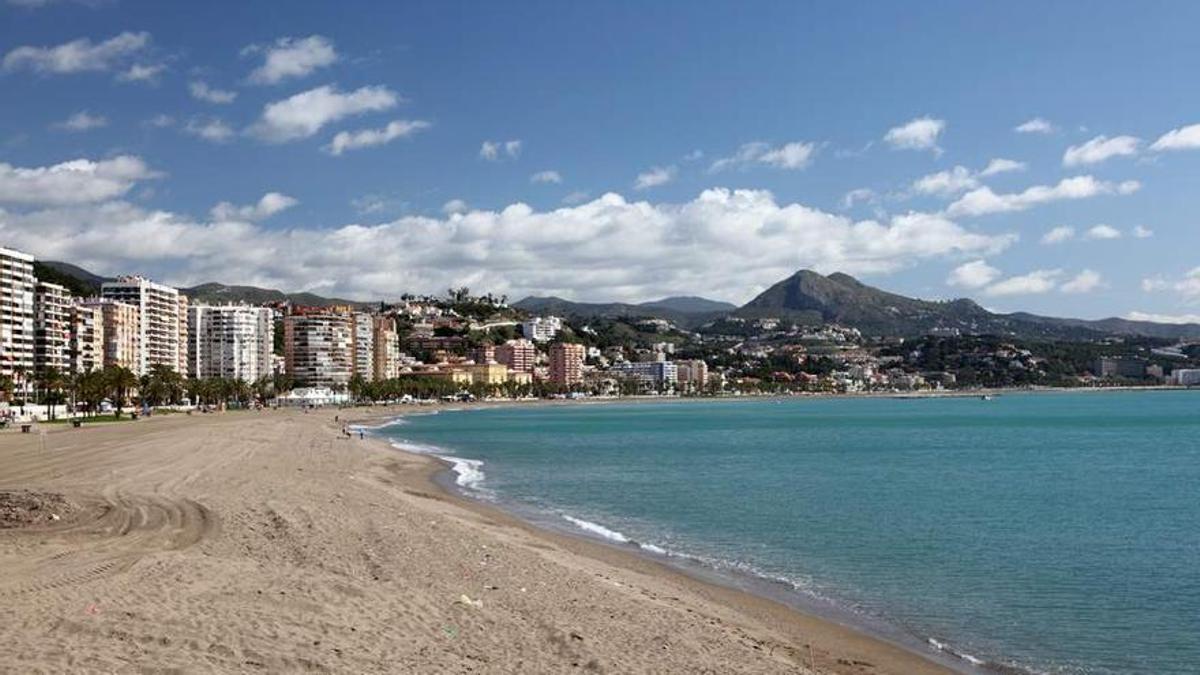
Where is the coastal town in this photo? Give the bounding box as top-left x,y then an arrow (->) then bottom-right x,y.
2,243 -> 1198,421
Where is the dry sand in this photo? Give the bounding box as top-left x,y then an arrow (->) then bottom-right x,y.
0,408 -> 953,674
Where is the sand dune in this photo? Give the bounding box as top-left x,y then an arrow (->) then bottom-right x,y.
0,409 -> 950,673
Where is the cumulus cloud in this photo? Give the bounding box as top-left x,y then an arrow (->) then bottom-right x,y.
1132,225 -> 1154,238
983,269 -> 1063,297
634,165 -> 676,190
946,176 -> 1140,218
1141,269 -> 1200,299
210,192 -> 297,222
117,62 -> 166,83
840,188 -> 876,210
1060,269 -> 1103,294
1014,118 -> 1055,134
0,156 -> 159,206
1041,226 -> 1075,244
248,85 -> 399,142
1149,123 -> 1200,152
979,158 -> 1026,176
184,117 -> 235,143
529,170 -> 562,184
562,191 -> 590,205
53,111 -> 107,132
912,166 -> 978,197
1062,134 -> 1140,167
1124,311 -> 1200,325
947,260 -> 1001,289
480,139 -> 522,161
245,35 -> 337,85
711,141 -> 816,171
1084,224 -> 1122,240
884,116 -> 945,153
441,199 -> 469,215
3,31 -> 149,75
0,188 -> 1015,303
325,119 -> 430,156
189,81 -> 237,104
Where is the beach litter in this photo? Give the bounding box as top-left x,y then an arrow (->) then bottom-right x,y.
455,594 -> 483,608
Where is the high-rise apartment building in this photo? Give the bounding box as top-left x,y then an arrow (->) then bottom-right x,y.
521,316 -> 562,342
496,338 -> 536,373
549,342 -> 586,387
283,313 -> 353,388
187,304 -> 274,382
351,313 -> 374,380
33,281 -> 71,375
68,302 -> 105,375
471,344 -> 496,365
372,316 -> 400,381
101,276 -> 184,375
0,247 -> 36,385
81,298 -> 141,371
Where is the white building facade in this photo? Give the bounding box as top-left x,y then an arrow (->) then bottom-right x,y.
101,276 -> 185,375
187,304 -> 275,382
33,281 -> 71,376
0,247 -> 36,385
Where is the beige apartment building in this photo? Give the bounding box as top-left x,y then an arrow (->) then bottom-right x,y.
284,312 -> 353,388
101,276 -> 185,375
372,316 -> 400,381
496,338 -> 536,373
0,246 -> 36,384
549,342 -> 586,387
69,302 -> 105,375
81,298 -> 141,371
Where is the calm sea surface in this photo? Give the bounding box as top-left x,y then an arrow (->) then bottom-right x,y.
377,391 -> 1200,674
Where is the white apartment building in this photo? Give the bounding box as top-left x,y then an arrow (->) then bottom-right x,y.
69,302 -> 105,375
521,316 -> 562,342
352,313 -> 374,379
0,247 -> 36,384
187,304 -> 274,382
284,313 -> 353,388
33,281 -> 71,375
101,276 -> 185,375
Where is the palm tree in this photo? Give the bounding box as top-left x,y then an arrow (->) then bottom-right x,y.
36,367 -> 67,421
104,365 -> 139,418
0,374 -> 13,403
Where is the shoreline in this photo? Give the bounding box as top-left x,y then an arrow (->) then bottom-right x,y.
352,404 -> 975,674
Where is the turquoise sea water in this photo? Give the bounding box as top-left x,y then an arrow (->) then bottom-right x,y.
377,392 -> 1200,674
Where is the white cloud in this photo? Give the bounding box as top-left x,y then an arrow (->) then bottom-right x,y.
979,158 -> 1026,176
1141,269 -> 1200,299
116,62 -> 166,84
1041,226 -> 1075,244
947,260 -> 1001,289
530,170 -> 562,184
682,149 -> 704,161
246,35 -> 337,85
711,141 -> 816,171
0,188 -> 1015,303
1060,269 -> 1103,294
1015,118 -> 1055,134
189,81 -> 237,104
883,116 -> 945,153
1124,311 -> 1200,325
184,117 -> 235,143
3,31 -> 149,75
634,165 -> 676,190
912,166 -> 978,197
210,192 -> 297,222
1149,123 -> 1200,152
984,269 -> 1063,297
145,114 -> 174,128
1062,134 -> 1140,167
441,199 -> 469,215
1084,224 -> 1121,240
480,139 -> 522,161
53,111 -> 107,132
248,85 -> 399,142
562,191 -> 590,205
0,156 -> 159,206
946,176 -> 1139,217
1132,225 -> 1154,239
841,188 -> 876,210
325,119 -> 430,156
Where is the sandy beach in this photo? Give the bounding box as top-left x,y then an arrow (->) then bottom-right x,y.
0,408 -> 952,674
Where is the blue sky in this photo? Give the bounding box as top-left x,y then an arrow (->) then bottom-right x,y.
2,0 -> 1199,322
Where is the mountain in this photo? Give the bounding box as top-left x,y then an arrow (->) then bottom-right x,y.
736,270 -> 1200,340
512,295 -> 734,328
40,261 -> 365,308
